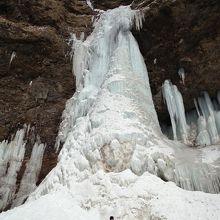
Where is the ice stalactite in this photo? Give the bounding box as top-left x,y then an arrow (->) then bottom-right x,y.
178,67 -> 185,85
0,125 -> 45,210
9,51 -> 16,68
11,142 -> 45,208
162,80 -> 220,147
196,92 -> 220,145
161,81 -> 220,193
86,0 -> 94,10
162,80 -> 189,144
0,128 -> 26,210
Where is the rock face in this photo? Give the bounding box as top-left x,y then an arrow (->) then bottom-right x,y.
132,0 -> 220,122
0,0 -> 93,210
0,0 -> 219,209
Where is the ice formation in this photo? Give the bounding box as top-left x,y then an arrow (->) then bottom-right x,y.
0,128 -> 26,210
86,0 -> 94,10
178,67 -> 185,84
9,51 -> 16,67
162,80 -> 189,144
11,142 -> 45,208
1,5 -> 220,220
0,125 -> 45,210
162,80 -> 220,146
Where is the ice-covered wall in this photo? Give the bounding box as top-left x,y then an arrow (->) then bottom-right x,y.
0,125 -> 45,211
11,142 -> 45,208
0,128 -> 26,210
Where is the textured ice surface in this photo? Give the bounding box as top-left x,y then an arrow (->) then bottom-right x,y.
11,142 -> 45,208
0,125 -> 45,210
162,80 -> 220,147
0,128 -> 26,210
162,80 -> 189,143
1,5 -> 220,220
162,81 -> 220,192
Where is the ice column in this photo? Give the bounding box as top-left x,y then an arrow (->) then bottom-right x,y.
11,143 -> 45,208
162,79 -> 220,146
196,92 -> 220,145
162,80 -> 189,143
86,0 -> 94,10
0,129 -> 26,210
0,125 -> 46,210
178,67 -> 185,85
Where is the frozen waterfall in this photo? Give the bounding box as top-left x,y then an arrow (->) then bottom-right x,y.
1,6 -> 220,220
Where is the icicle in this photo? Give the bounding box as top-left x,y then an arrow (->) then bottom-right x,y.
194,98 -> 201,117
80,32 -> 85,41
178,67 -> 185,85
11,143 -> 45,208
197,92 -> 220,144
133,10 -> 145,30
198,96 -> 209,118
9,51 -> 16,67
196,116 -> 211,146
0,125 -> 47,210
207,114 -> 219,144
217,91 -> 220,105
204,92 -> 215,116
162,80 -> 189,143
162,80 -> 178,140
215,111 -> 220,134
86,0 -> 94,10
163,81 -> 220,146
0,128 -> 26,210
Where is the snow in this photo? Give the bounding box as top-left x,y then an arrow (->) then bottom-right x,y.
0,189 -> 100,220
1,172 -> 220,220
0,5 -> 220,220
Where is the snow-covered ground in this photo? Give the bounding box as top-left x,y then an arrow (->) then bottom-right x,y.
1,171 -> 220,220
1,5 -> 220,220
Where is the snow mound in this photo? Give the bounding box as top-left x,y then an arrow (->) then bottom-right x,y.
1,171 -> 220,220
